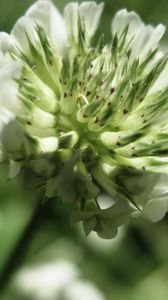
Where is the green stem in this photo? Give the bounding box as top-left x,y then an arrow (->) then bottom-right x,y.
0,199 -> 43,295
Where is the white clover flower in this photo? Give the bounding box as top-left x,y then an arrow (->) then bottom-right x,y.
13,261 -> 105,300
1,0 -> 168,239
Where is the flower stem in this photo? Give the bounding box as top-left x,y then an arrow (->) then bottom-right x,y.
0,199 -> 44,295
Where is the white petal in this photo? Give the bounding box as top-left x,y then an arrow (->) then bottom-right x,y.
11,16 -> 39,58
150,174 -> 168,197
0,107 -> 14,139
112,9 -> 144,37
37,137 -> 58,153
79,2 -> 104,39
149,57 -> 168,94
64,1 -> 104,43
0,107 -> 14,125
143,198 -> 168,222
64,2 -> 78,44
111,9 -> 165,62
0,53 -> 22,114
26,0 -> 67,54
143,174 -> 168,222
0,32 -> 15,53
1,121 -> 32,157
130,24 -> 165,61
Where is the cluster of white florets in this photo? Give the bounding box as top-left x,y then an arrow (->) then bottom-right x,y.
0,1 -> 168,238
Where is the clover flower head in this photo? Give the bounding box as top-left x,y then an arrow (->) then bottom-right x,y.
1,0 -> 168,239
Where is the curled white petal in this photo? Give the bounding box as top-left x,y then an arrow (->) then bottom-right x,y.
11,16 -> 39,57
131,24 -> 165,61
112,9 -> 144,37
26,0 -> 68,54
64,2 -> 78,44
79,2 -> 104,39
111,9 -> 165,61
64,1 -> 104,43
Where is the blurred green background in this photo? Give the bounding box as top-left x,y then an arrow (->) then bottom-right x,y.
1,1 -> 168,299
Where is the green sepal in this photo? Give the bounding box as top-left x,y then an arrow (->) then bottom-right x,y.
83,216 -> 97,237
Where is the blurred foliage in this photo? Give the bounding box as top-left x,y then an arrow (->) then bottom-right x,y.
1,0 -> 168,299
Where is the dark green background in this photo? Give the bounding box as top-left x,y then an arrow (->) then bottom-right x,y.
1,0 -> 168,39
